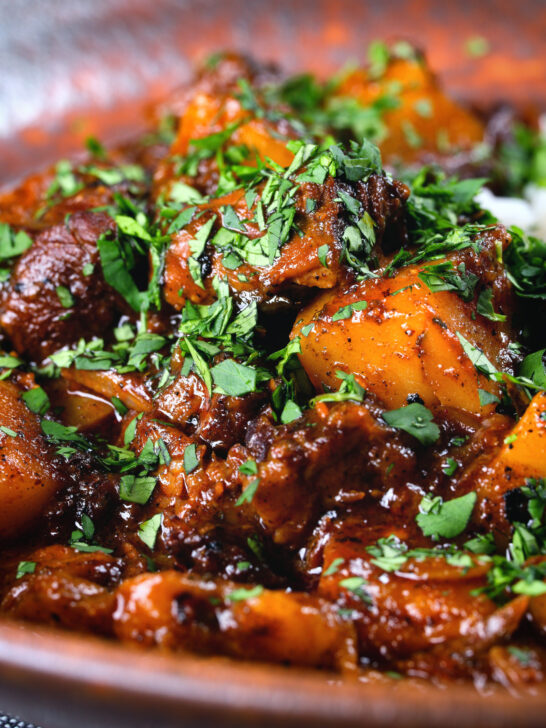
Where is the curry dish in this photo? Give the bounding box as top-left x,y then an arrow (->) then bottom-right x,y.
0,45 -> 545,690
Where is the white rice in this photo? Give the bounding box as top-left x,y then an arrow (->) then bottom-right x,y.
476,185 -> 546,239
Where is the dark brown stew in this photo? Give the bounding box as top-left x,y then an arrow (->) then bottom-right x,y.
0,46 -> 545,690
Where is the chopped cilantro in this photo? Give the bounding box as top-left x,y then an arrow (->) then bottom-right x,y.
519,349 -> 546,390
477,288 -> 506,321
211,359 -> 257,397
507,646 -> 534,666
41,419 -> 89,449
416,492 -> 477,539
418,261 -> 478,302
478,389 -> 500,406
123,415 -> 141,446
382,403 -> 440,446
280,399 -> 302,424
456,332 -> 497,377
56,285 -> 74,308
111,396 -> 128,416
239,459 -> 258,476
85,136 -> 106,158
236,478 -> 260,506
339,576 -> 372,604
183,443 -> 199,474
138,513 -> 162,550
16,561 -> 36,579
323,557 -> 344,576
0,223 -> 33,260
311,370 -> 365,406
414,99 -> 433,118
119,474 -> 156,504
317,244 -> 329,267
465,36 -> 490,58
441,457 -> 458,476
21,386 -> 50,415
331,300 -> 367,321
227,585 -> 264,602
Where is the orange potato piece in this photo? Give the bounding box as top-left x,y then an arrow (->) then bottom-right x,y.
496,392 -> 546,475
171,91 -> 294,168
0,380 -> 63,540
471,392 -> 546,520
335,57 -> 484,164
292,262 -> 503,415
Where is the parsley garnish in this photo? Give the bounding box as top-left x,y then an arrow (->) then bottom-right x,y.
16,561 -> 36,579
227,585 -> 264,602
239,459 -> 258,476
0,426 -> 17,437
119,474 -> 156,504
236,478 -> 260,506
0,223 -> 32,260
183,443 -> 199,474
323,557 -> 344,576
56,285 -> 74,308
22,387 -> 50,415
339,576 -> 372,604
211,359 -> 258,397
382,403 -> 440,445
138,513 -> 162,550
416,492 -> 477,539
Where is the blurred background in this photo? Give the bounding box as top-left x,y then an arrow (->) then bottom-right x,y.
0,0 -> 545,183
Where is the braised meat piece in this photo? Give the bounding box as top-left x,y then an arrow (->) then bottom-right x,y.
0,212 -> 120,360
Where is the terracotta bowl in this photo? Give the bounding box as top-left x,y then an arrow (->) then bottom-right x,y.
0,1 -> 545,725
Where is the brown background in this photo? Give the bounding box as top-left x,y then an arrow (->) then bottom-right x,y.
0,0 -> 545,184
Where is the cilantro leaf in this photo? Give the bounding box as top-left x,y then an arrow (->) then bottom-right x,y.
520,349 -> 546,390
331,300 -> 367,321
456,332 -> 497,376
418,261 -> 478,302
211,359 -> 257,397
97,234 -> 147,312
183,443 -> 199,474
16,561 -> 36,579
339,576 -> 372,604
280,399 -> 303,424
239,459 -> 258,476
477,288 -> 506,321
382,403 -> 440,445
56,285 -> 74,308
21,387 -> 50,415
0,223 -> 33,260
119,474 -> 156,504
416,492 -> 477,539
227,585 -> 264,602
323,557 -> 345,576
41,419 -> 89,449
236,478 -> 260,506
138,513 -> 162,550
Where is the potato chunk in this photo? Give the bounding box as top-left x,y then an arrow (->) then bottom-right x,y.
293,256 -> 508,416
334,56 -> 484,165
466,392 -> 546,530
0,380 -> 63,540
